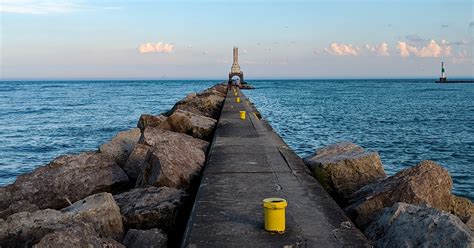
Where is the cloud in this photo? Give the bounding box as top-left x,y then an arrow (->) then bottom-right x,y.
470,21 -> 474,28
325,43 -> 359,56
397,42 -> 411,57
138,42 -> 174,54
325,42 -> 390,56
365,42 -> 390,56
396,40 -> 452,58
0,0 -> 119,14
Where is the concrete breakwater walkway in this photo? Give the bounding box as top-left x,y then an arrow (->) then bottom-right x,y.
182,88 -> 370,247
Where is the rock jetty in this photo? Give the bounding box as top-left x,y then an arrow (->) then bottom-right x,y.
0,83 -> 227,248
1,81 -> 472,247
304,141 -> 474,247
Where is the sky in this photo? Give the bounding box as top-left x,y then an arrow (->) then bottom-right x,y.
0,0 -> 473,80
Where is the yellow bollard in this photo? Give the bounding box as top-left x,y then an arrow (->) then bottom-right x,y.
239,111 -> 246,120
236,97 -> 241,103
263,198 -> 287,233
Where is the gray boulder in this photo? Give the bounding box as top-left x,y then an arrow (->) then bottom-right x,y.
159,109 -> 217,141
136,127 -> 208,189
0,152 -> 129,218
99,128 -> 141,167
0,193 -> 124,247
113,186 -> 187,231
137,114 -> 167,132
346,160 -> 453,229
33,222 -> 124,248
303,142 -> 386,202
123,228 -> 168,248
365,202 -> 473,248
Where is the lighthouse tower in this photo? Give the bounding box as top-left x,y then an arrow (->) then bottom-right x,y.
228,47 -> 244,84
439,62 -> 447,82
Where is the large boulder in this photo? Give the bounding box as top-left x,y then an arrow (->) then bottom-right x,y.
99,128 -> 141,167
345,160 -> 453,229
33,222 -> 124,248
159,109 -> 217,141
303,142 -> 386,202
0,209 -> 70,247
166,92 -> 224,119
0,152 -> 129,218
0,193 -> 124,247
123,143 -> 152,182
365,202 -> 473,248
135,127 -> 208,189
62,192 -> 124,241
123,229 -> 168,248
113,186 -> 187,232
137,114 -> 167,132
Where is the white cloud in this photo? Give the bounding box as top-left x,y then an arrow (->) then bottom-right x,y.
325,43 -> 359,56
325,42 -> 390,56
138,42 -> 174,54
365,42 -> 390,56
0,0 -> 119,14
396,40 -> 452,58
397,42 -> 410,57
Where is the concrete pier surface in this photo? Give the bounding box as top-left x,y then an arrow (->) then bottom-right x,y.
182,88 -> 370,247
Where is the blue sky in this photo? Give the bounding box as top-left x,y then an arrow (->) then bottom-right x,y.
0,0 -> 473,79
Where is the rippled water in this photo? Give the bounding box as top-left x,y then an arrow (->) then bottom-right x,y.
0,80 -> 218,185
0,79 -> 473,200
245,79 -> 474,200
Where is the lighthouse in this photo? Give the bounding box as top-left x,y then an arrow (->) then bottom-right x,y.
228,47 -> 244,84
435,62 -> 473,83
439,62 -> 447,82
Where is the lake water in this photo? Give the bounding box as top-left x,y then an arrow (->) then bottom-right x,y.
0,80 -> 473,200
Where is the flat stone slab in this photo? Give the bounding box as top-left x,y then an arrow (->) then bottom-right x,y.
182,88 -> 370,247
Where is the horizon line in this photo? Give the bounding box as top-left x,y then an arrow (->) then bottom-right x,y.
1,76 -> 474,82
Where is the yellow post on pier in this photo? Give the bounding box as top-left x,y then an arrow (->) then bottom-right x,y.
263,198 -> 287,233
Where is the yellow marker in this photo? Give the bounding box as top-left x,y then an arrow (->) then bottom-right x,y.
239,111 -> 246,120
263,198 -> 287,233
236,97 -> 241,103
234,92 -> 238,96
